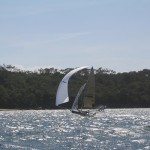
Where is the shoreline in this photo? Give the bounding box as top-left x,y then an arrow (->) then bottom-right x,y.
0,109 -> 20,111
0,108 -> 150,111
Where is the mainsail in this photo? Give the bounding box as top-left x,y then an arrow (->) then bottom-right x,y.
56,66 -> 89,106
82,67 -> 95,108
71,67 -> 95,111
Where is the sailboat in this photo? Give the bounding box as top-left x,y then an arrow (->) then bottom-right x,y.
56,66 -> 96,116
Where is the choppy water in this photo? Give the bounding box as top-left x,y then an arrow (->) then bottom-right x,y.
0,109 -> 150,150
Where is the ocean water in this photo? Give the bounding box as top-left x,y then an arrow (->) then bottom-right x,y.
0,109 -> 149,150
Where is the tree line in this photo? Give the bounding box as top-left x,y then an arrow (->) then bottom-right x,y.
0,64 -> 150,109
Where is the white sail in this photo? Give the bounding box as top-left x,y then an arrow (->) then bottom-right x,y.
56,66 -> 89,106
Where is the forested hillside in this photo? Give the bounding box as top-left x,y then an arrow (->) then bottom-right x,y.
0,65 -> 150,109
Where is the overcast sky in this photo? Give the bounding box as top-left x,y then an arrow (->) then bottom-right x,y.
0,0 -> 150,72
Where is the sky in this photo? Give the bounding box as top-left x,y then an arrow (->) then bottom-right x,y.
0,0 -> 150,72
